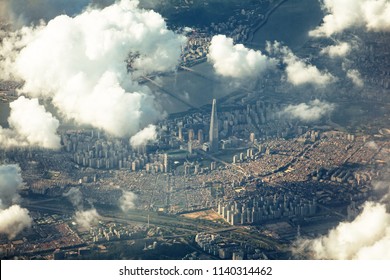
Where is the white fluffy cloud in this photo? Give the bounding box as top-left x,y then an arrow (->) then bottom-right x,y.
283,58 -> 335,86
267,41 -> 336,86
130,124 -> 157,148
0,0 -> 185,138
119,191 -> 137,212
320,42 -> 351,58
75,209 -> 100,230
310,0 -> 390,37
208,35 -> 275,79
346,69 -> 364,87
64,187 -> 101,230
283,99 -> 335,122
0,97 -> 60,149
0,205 -> 32,239
0,165 -> 32,239
295,202 -> 390,259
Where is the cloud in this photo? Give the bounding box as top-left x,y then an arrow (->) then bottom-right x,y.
74,209 -> 100,230
346,69 -> 364,87
372,174 -> 390,204
267,41 -> 336,86
130,124 -> 158,148
0,205 -> 32,239
208,35 -> 276,79
0,165 -> 32,239
63,188 -> 83,210
295,166 -> 390,260
0,164 -> 23,208
119,191 -> 137,212
0,0 -> 186,138
310,0 -> 390,37
283,99 -> 335,122
320,42 -> 351,58
9,96 -> 60,149
63,187 -> 100,230
0,96 -> 60,149
294,202 -> 390,259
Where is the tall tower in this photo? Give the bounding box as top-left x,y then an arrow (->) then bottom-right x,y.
209,99 -> 219,152
163,153 -> 169,173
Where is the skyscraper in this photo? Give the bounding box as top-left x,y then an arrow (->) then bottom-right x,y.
163,153 -> 169,173
209,98 -> 219,152
178,125 -> 183,141
188,129 -> 194,142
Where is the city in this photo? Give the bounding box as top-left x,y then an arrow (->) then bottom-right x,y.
0,0 -> 390,261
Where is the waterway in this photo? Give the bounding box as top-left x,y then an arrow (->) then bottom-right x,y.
251,0 -> 323,50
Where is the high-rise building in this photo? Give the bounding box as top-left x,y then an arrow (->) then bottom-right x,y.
209,99 -> 219,152
178,126 -> 183,141
188,129 -> 194,142
163,153 -> 169,173
198,129 -> 204,144
188,141 -> 193,154
249,132 -> 255,143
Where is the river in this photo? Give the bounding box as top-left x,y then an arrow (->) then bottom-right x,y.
251,0 -> 323,50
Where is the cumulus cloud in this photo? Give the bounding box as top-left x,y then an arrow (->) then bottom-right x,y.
119,191 -> 137,212
130,124 -> 158,148
294,202 -> 390,259
63,187 -> 101,230
0,165 -> 32,239
283,99 -> 335,122
0,205 -> 32,239
295,166 -> 390,260
74,209 -> 100,230
320,42 -> 351,58
0,96 -> 60,149
208,35 -> 276,79
346,69 -> 364,87
267,41 -> 336,86
0,0 -> 185,138
310,0 -> 390,37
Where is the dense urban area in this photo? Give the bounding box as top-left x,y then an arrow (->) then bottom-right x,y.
1,0 -> 390,260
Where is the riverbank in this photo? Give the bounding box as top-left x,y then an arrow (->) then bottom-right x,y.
247,0 -> 288,42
